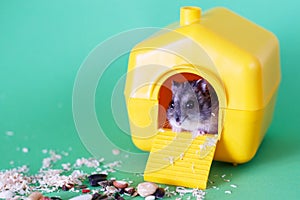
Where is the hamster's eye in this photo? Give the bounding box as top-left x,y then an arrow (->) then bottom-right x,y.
186,100 -> 194,109
169,100 -> 175,109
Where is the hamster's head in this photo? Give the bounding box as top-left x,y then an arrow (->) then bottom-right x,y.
166,79 -> 212,131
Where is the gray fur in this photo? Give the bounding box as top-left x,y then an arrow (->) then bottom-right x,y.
166,79 -> 219,137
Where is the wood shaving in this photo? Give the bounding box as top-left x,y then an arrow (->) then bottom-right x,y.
42,150 -> 62,168
0,150 -> 120,199
225,190 -> 232,194
33,169 -> 87,193
42,149 -> 48,154
179,153 -> 184,160
112,149 -> 120,155
22,147 -> 29,153
62,163 -> 71,171
0,165 -> 32,195
175,187 -> 206,200
5,131 -> 14,136
73,157 -> 103,168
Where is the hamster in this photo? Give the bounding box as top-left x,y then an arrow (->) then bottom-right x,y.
166,79 -> 219,138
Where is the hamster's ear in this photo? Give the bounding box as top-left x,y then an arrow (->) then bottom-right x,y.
194,79 -> 207,93
171,81 -> 180,92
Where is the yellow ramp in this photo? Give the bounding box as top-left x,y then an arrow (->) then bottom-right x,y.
144,130 -> 218,189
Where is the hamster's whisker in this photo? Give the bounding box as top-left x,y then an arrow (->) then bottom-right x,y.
181,116 -> 188,123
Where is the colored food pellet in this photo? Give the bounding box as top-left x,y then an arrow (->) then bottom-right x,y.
82,189 -> 91,193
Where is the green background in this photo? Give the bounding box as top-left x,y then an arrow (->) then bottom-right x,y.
1,0 -> 299,199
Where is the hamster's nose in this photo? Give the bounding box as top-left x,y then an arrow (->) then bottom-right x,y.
176,117 -> 180,123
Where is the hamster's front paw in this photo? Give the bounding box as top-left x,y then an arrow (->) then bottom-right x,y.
191,129 -> 207,138
172,126 -> 182,133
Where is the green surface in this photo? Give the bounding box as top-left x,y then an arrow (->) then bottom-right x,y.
0,0 -> 300,199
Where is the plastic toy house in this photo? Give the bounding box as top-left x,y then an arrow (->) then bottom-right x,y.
124,6 -> 280,189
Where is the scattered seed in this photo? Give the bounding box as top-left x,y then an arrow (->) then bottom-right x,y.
91,193 -> 110,200
113,180 -> 129,189
75,185 -> 88,189
91,193 -> 102,200
98,180 -> 114,188
137,182 -> 158,197
145,195 -> 156,200
105,186 -> 119,194
124,187 -> 135,196
28,192 -> 43,200
221,174 -> 226,178
88,174 -> 107,186
62,183 -> 74,191
230,184 -> 237,188
154,187 -> 165,198
223,179 -> 231,182
69,194 -> 93,200
116,196 -> 124,200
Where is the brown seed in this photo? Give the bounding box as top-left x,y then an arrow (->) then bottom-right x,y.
124,187 -> 135,195
137,182 -> 158,197
28,192 -> 43,200
113,180 -> 129,189
131,191 -> 138,197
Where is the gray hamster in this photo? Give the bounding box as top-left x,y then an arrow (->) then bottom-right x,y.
166,79 -> 218,137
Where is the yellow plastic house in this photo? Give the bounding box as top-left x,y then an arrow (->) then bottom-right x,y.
124,6 -> 280,189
